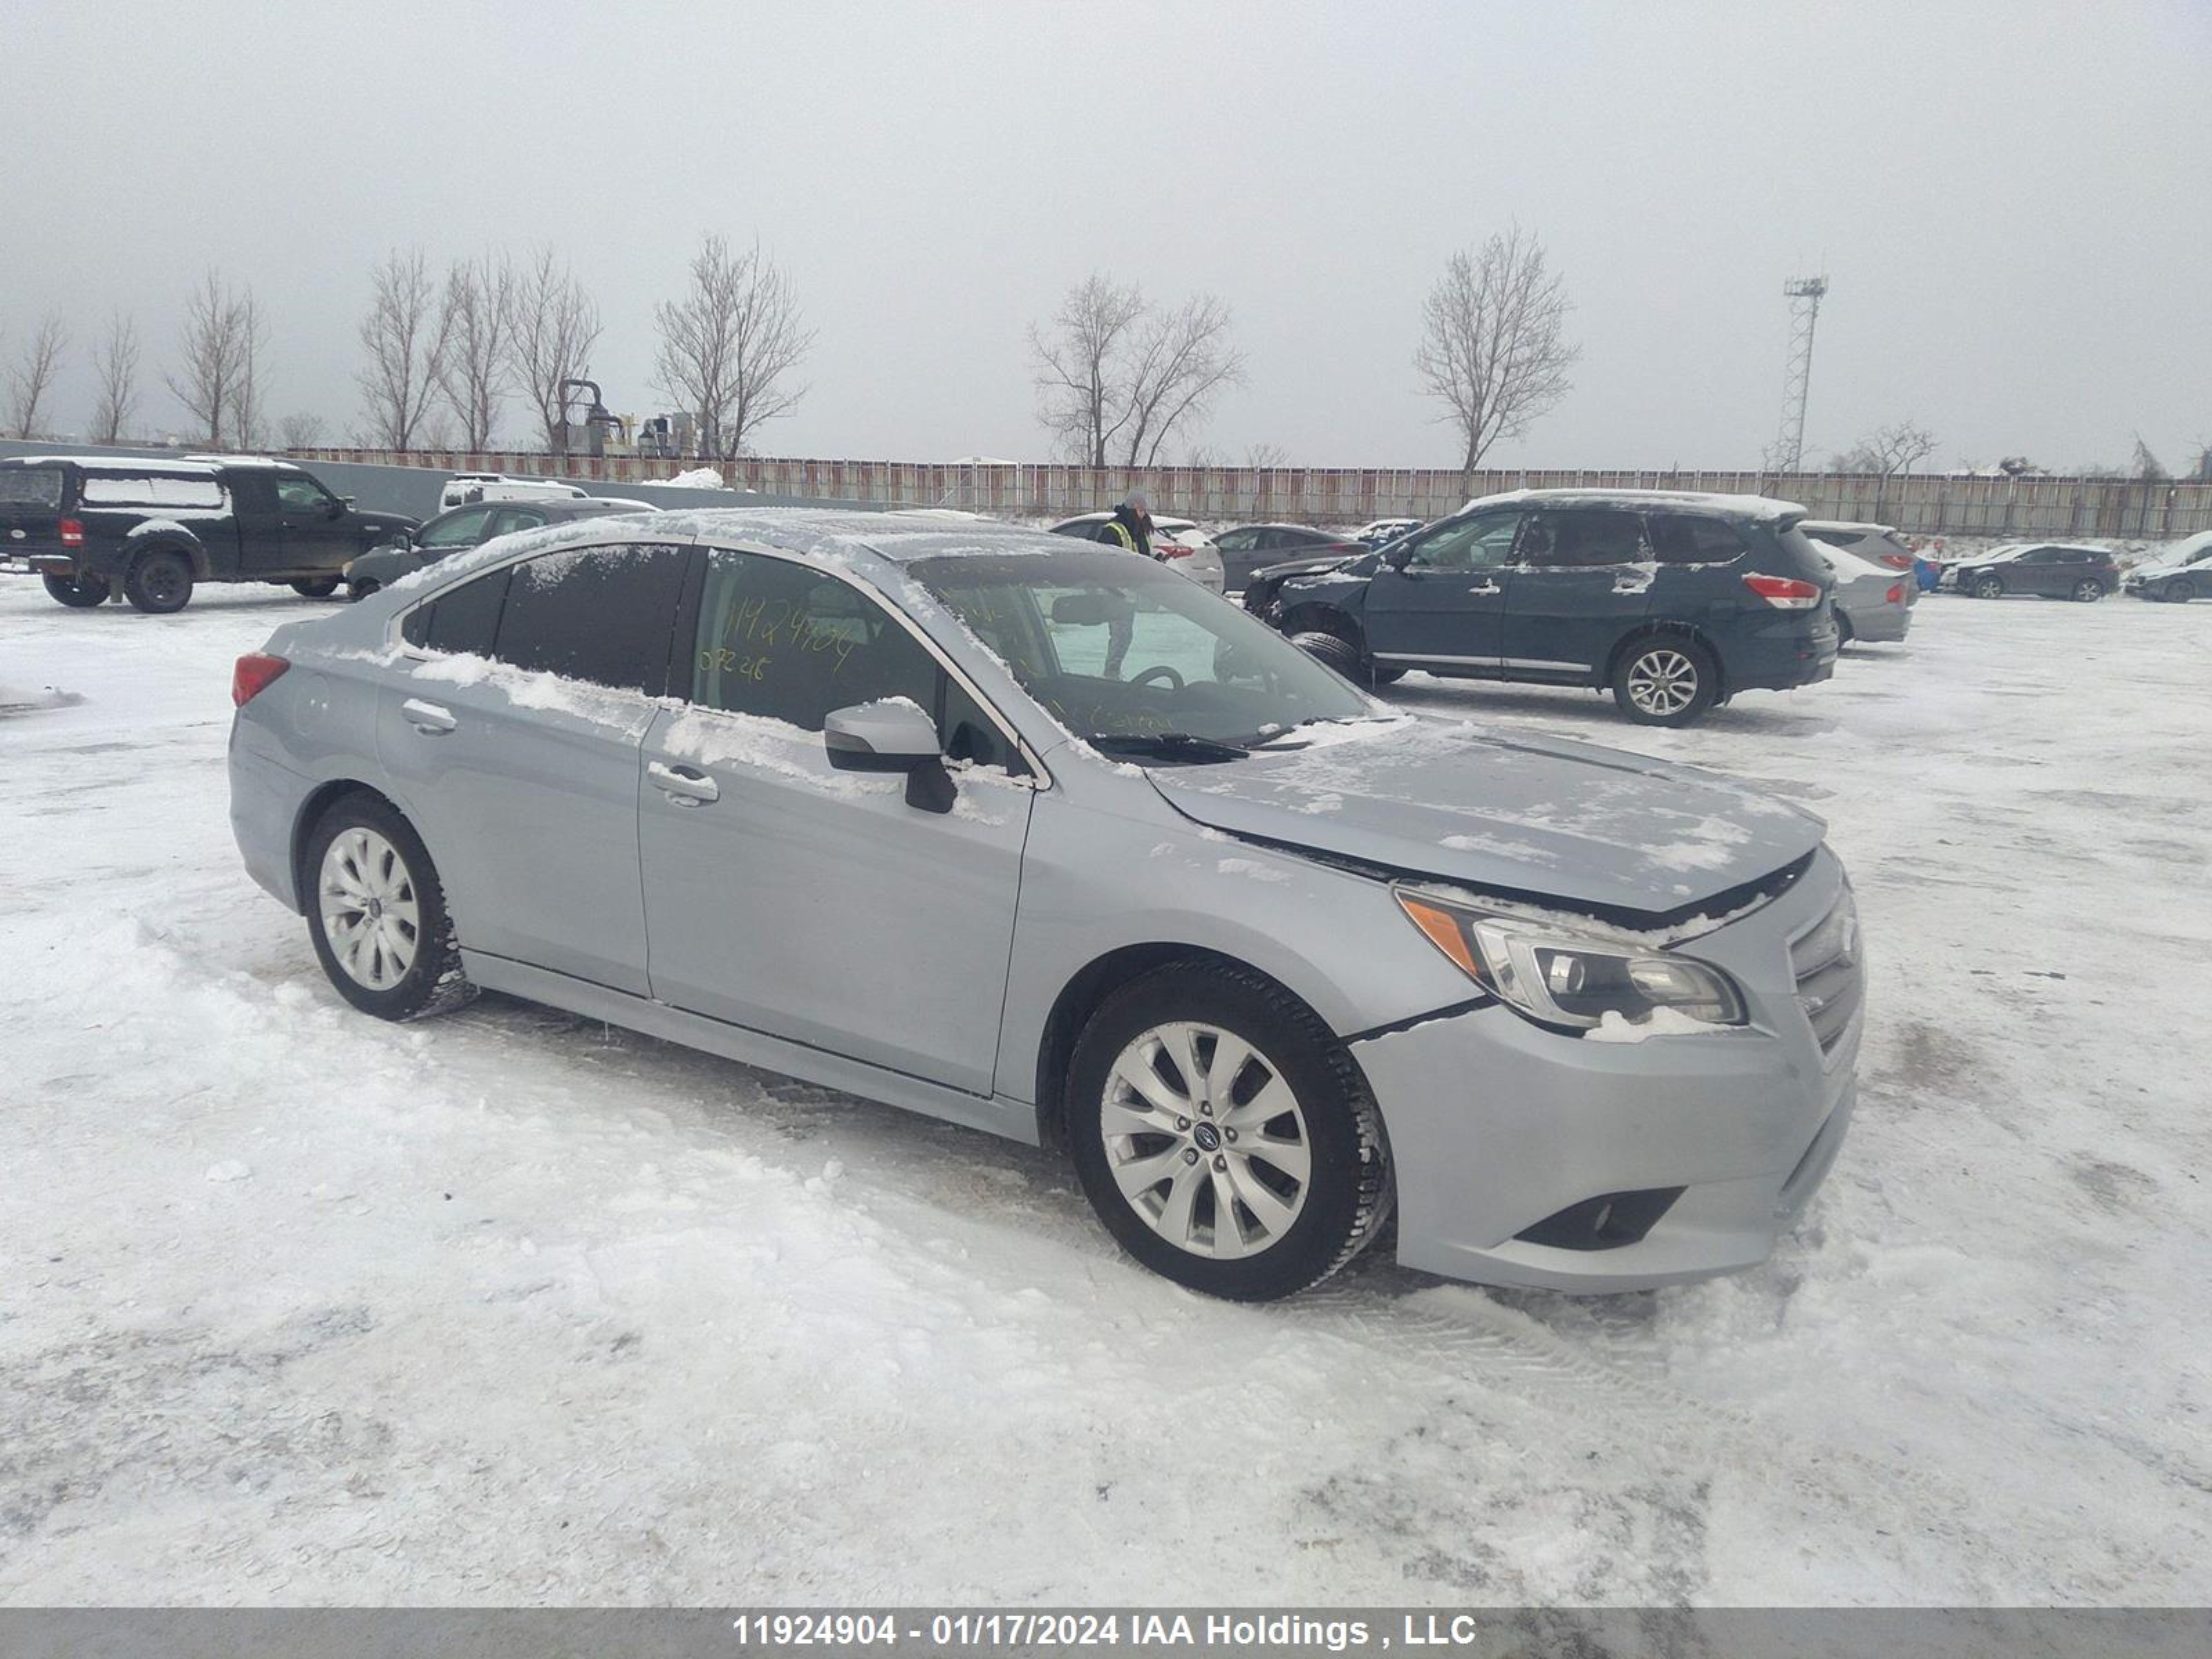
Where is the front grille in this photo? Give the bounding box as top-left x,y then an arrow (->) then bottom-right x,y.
1790,888 -> 1864,1055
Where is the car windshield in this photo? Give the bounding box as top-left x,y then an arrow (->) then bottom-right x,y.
912,550 -> 1374,755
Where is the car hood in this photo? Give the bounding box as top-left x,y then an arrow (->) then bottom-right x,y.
1256,552 -> 1357,581
1145,719 -> 1826,919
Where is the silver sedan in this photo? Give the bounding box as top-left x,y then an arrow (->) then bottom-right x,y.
228,511 -> 1859,1300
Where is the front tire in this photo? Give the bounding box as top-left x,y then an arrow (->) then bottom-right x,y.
291,577 -> 341,599
1973,574 -> 2005,600
1067,963 -> 1390,1302
347,578 -> 381,603
1288,629 -> 1365,682
42,572 -> 109,608
123,550 -> 194,614
1611,636 -> 1720,727
303,794 -> 476,1022
2166,578 -> 2194,604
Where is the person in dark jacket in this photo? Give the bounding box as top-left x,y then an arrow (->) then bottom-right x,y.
1094,489 -> 1154,675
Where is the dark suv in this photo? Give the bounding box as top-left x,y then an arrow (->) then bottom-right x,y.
0,454 -> 415,614
1243,489 -> 1838,725
1947,543 -> 2119,602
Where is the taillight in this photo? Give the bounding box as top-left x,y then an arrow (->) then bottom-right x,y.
1743,573 -> 1823,610
232,653 -> 290,707
1876,553 -> 1913,571
59,518 -> 84,548
1886,583 -> 1904,605
1159,545 -> 1194,560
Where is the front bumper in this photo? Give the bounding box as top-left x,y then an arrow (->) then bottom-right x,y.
1352,850 -> 1859,1292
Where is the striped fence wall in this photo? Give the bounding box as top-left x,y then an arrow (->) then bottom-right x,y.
288,449 -> 2212,541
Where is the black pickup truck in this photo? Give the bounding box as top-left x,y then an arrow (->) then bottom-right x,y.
0,455 -> 417,613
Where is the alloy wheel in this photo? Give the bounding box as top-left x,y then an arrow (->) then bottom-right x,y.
1099,1022 -> 1311,1259
1626,648 -> 1698,718
319,827 -> 421,991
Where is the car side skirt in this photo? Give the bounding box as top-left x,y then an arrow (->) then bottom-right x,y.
462,950 -> 1044,1147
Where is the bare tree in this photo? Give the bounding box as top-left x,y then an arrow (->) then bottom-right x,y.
355,248 -> 451,450
165,270 -> 255,447
1030,274 -> 1147,466
276,412 -> 327,449
1245,441 -> 1289,469
228,289 -> 271,451
1413,228 -> 1579,481
1838,420 -> 1939,476
653,235 -> 814,459
438,254 -> 516,449
2189,438 -> 2212,484
89,312 -> 140,444
2130,433 -> 2168,481
506,246 -> 601,453
5,313 -> 68,439
1029,276 -> 1245,468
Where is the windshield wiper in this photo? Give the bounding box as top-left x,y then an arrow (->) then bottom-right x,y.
1091,732 -> 1250,762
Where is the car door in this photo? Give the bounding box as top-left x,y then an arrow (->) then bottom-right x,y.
377,540 -> 692,995
2013,546 -> 2060,595
1499,507 -> 1654,677
274,472 -> 359,574
1213,526 -> 1264,590
637,545 -> 1035,1095
225,473 -> 289,576
1360,508 -> 1522,669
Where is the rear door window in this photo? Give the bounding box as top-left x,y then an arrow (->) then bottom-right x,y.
492,543 -> 690,695
1518,509 -> 1647,567
1647,515 -> 1749,564
79,473 -> 226,509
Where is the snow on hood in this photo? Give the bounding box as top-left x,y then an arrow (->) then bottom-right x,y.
1145,720 -> 1824,917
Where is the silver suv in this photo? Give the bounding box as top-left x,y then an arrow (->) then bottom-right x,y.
228,511 -> 1860,1300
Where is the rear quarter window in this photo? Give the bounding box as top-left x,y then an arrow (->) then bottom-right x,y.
0,468 -> 64,507
1647,515 -> 1749,564
78,474 -> 226,509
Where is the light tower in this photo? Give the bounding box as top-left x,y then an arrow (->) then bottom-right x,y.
1773,275 -> 1828,473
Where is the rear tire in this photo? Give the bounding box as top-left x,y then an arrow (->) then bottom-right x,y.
1611,636 -> 1720,727
1834,610 -> 1856,647
123,550 -> 194,614
42,572 -> 109,608
2070,578 -> 2103,603
303,794 -> 476,1022
1066,962 -> 1390,1302
291,577 -> 341,599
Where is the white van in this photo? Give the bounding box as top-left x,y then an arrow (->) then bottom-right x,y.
438,473 -> 593,511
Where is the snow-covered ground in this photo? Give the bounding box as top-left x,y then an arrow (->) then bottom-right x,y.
2,579 -> 2209,1605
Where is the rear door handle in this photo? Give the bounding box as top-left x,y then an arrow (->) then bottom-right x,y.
401,697 -> 456,735
1613,575 -> 1653,594
648,760 -> 720,805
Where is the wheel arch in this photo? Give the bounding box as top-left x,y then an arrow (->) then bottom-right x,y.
1604,620 -> 1727,695
126,532 -> 211,580
1031,943 -> 1342,1152
1277,601 -> 1363,650
290,779 -> 418,909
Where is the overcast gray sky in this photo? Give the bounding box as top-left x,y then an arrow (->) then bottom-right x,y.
7,0 -> 2209,471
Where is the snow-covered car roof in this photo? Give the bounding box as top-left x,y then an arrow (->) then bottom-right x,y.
1,454 -> 232,476
1460,487 -> 1808,522
1801,519 -> 1903,536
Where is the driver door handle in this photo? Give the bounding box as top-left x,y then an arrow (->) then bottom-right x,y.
401,698 -> 456,735
648,760 -> 720,805
1466,579 -> 1501,596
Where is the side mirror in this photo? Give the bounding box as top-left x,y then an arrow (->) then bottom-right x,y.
824,700 -> 954,812
328,498 -> 348,517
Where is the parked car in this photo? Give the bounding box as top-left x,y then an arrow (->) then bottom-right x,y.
1810,543 -> 1914,645
344,499 -> 657,599
439,473 -> 594,510
1047,511 -> 1226,594
1245,489 -> 1839,726
0,454 -> 418,613
1210,523 -> 1366,592
1800,520 -> 1930,588
1948,542 -> 2117,601
2123,529 -> 2212,602
1350,517 -> 1424,548
228,511 -> 1857,1301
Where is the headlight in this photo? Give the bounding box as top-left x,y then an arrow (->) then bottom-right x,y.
341,559 -> 355,577
1394,886 -> 1745,1033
